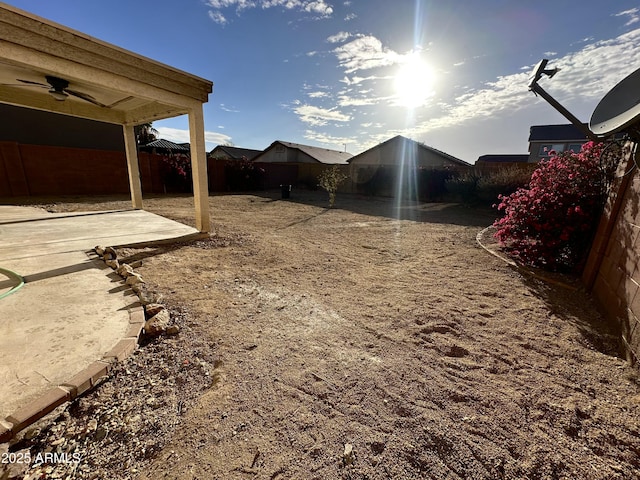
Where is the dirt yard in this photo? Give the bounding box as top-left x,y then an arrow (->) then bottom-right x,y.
3,191 -> 640,479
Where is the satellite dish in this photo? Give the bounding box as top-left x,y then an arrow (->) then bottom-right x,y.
590,66 -> 640,137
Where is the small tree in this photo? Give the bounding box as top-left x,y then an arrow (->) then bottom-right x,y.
318,165 -> 348,208
492,141 -> 619,272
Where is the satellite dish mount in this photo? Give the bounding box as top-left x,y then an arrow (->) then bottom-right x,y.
528,59 -> 598,141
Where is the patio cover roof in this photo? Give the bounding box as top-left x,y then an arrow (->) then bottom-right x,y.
0,3 -> 214,231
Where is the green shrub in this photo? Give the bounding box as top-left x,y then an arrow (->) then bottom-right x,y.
318,166 -> 348,207
445,171 -> 482,204
477,167 -> 534,205
446,167 -> 533,205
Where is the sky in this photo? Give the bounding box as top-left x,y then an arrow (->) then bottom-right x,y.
5,0 -> 640,163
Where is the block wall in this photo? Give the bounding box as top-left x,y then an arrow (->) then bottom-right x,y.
583,144 -> 640,362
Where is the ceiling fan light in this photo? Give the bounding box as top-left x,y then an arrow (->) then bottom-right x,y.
49,89 -> 68,101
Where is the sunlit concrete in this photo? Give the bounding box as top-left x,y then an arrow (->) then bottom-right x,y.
0,206 -> 198,419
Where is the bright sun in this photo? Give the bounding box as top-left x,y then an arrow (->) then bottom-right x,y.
394,55 -> 435,108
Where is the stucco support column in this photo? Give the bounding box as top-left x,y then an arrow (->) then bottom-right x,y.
123,124 -> 143,209
188,105 -> 211,232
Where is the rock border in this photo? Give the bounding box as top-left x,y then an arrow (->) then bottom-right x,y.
95,245 -> 180,338
475,225 -> 579,291
0,245 -> 176,444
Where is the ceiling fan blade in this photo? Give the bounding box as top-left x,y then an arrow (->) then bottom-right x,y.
16,78 -> 48,87
0,83 -> 44,87
66,89 -> 107,108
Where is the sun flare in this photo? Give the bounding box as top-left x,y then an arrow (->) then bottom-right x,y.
394,54 -> 435,108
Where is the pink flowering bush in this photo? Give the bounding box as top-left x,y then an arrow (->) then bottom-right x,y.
160,154 -> 192,192
493,141 -> 618,272
161,154 -> 191,178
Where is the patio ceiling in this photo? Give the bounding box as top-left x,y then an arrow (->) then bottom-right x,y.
0,3 -> 212,125
0,3 -> 214,232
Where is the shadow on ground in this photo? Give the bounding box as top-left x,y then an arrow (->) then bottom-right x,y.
2,190 -> 499,228
253,189 -> 499,227
522,273 -> 625,360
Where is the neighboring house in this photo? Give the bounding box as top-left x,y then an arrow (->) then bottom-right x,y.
253,140 -> 353,164
347,135 -> 469,198
140,139 -> 190,155
209,145 -> 262,162
528,124 -> 589,162
349,135 -> 470,168
476,154 -> 529,164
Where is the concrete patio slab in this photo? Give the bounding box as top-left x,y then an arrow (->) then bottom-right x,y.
0,207 -> 199,433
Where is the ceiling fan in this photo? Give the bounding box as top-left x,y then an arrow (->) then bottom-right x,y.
3,75 -> 107,107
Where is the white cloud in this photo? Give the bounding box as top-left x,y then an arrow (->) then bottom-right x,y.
207,0 -> 333,23
417,73 -> 531,132
307,91 -> 329,98
294,104 -> 351,126
337,95 -> 379,107
344,13 -> 356,21
544,29 -> 640,101
303,129 -> 353,149
327,31 -> 351,43
303,1 -> 333,15
156,127 -> 232,147
333,35 -> 402,73
340,74 -> 380,86
207,0 -> 256,8
205,131 -> 234,145
220,104 -> 240,113
208,11 -> 227,24
614,7 -> 640,26
360,122 -> 383,129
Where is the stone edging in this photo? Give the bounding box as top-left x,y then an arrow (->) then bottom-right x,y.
0,246 -> 171,444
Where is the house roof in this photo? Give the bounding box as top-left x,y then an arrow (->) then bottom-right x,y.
529,124 -> 589,142
476,154 -> 529,163
210,145 -> 262,160
257,140 -> 353,164
142,139 -> 190,151
349,135 -> 471,166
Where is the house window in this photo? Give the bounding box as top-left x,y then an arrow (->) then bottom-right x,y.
567,143 -> 584,153
539,144 -> 565,156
